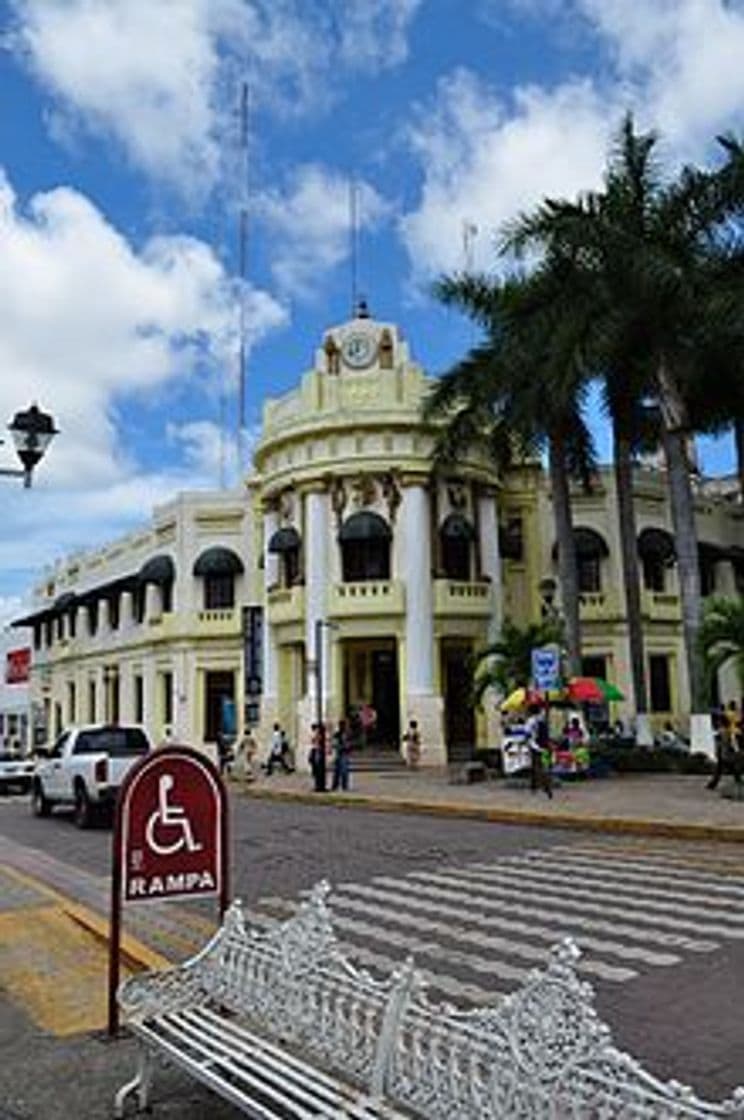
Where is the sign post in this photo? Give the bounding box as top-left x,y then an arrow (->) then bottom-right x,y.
108,745 -> 229,1037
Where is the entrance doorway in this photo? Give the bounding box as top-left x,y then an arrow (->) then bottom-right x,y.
343,639 -> 400,749
442,644 -> 476,760
204,670 -> 236,743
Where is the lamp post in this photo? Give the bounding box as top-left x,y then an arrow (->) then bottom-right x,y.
314,618 -> 338,792
0,403 -> 58,488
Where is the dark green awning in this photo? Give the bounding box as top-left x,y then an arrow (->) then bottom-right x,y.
193,546 -> 244,576
339,512 -> 392,542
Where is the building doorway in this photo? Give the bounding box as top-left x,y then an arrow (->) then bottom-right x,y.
204,670 -> 236,744
342,639 -> 400,750
442,643 -> 476,760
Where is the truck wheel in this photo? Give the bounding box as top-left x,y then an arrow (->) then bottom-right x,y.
31,783 -> 52,818
73,785 -> 93,829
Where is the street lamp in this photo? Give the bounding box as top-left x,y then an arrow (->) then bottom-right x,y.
0,403 -> 58,488
314,618 -> 339,792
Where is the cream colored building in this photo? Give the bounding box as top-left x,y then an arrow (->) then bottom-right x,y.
13,307 -> 744,762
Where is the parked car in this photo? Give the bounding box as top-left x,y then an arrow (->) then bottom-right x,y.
31,724 -> 151,827
0,750 -> 36,794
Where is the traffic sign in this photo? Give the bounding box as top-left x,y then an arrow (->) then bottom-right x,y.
531,646 -> 561,691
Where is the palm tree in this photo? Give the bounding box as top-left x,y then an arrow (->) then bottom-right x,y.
700,597 -> 744,698
425,269 -> 596,675
472,616 -> 565,704
505,116 -> 744,751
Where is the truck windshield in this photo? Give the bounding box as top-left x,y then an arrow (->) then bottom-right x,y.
74,729 -> 150,756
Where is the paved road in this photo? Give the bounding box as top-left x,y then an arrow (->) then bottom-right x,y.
1,791 -> 744,1115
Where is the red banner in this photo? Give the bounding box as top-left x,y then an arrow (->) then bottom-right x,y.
118,748 -> 226,903
5,648 -> 30,685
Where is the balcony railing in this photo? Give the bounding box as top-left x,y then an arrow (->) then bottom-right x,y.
434,579 -> 492,617
642,590 -> 681,621
329,580 -> 405,618
578,591 -> 621,620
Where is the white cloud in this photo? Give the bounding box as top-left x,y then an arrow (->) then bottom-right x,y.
0,168 -> 285,596
0,596 -> 28,631
401,70 -> 610,278
401,0 -> 744,280
9,0 -> 422,193
258,164 -> 391,298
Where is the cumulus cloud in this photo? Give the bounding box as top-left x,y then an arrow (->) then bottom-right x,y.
402,0 -> 744,280
401,70 -> 610,278
258,165 -> 391,298
8,0 -> 422,193
0,168 -> 284,594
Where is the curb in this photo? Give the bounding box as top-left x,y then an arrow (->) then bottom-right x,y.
1,864 -> 169,972
243,786 -> 744,844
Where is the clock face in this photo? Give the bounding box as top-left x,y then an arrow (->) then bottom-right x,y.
341,332 -> 375,369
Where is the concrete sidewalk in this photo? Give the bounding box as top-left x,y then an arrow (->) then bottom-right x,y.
242,769 -> 744,841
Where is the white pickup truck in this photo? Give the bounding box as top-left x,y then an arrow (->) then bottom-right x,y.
31,724 -> 151,827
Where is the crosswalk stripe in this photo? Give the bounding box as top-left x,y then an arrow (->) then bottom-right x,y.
247,899 -> 493,1004
411,869 -> 744,940
553,842 -> 744,875
336,879 -> 679,966
330,891 -> 636,982
449,864 -> 744,929
508,852 -> 744,904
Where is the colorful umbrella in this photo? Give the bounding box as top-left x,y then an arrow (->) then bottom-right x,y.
567,677 -> 624,703
501,686 -> 563,712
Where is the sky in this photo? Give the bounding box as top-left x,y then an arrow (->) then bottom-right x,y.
1,0 -> 743,625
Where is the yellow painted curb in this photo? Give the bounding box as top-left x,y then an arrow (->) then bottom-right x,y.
2,864 -> 169,972
244,787 -> 744,844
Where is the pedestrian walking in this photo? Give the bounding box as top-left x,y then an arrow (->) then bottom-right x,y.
331,719 -> 352,791
308,722 -> 327,792
265,722 -> 294,775
236,729 -> 258,783
526,704 -> 553,799
402,719 -> 421,769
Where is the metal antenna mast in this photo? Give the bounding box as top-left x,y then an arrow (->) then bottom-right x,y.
236,81 -> 250,476
349,176 -> 359,315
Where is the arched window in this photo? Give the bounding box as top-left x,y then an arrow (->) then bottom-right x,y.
139,555 -> 176,614
268,526 -> 301,588
339,512 -> 392,582
553,527 -> 609,593
440,513 -> 475,580
193,546 -> 244,609
637,528 -> 675,592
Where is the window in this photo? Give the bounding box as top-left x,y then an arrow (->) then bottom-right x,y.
134,585 -> 146,623
642,554 -> 666,592
69,610 -> 76,639
440,514 -> 474,581
56,615 -> 64,640
581,655 -> 607,680
699,559 -> 717,597
649,654 -> 672,712
204,573 -> 235,609
67,681 -> 76,724
161,580 -> 173,613
339,512 -> 392,582
87,602 -> 98,636
281,548 -> 300,588
578,555 -> 602,593
73,728 -> 149,756
33,624 -> 41,651
499,517 -> 524,561
88,678 -> 96,722
134,675 -> 144,723
162,671 -> 173,727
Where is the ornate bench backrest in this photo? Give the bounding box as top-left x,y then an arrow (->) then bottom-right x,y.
121,882 -> 744,1118
195,882 -> 414,1091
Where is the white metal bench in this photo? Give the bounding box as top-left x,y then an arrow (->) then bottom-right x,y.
116,881 -> 744,1119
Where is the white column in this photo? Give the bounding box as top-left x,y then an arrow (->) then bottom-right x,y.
305,489 -> 330,705
404,484 -> 434,692
262,507 -> 279,701
145,583 -> 162,623
402,482 -> 444,764
478,489 -> 502,642
120,590 -> 134,629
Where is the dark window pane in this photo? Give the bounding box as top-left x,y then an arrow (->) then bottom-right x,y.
649,654 -> 672,712
342,540 -> 390,581
73,728 -> 150,756
578,556 -> 601,593
205,574 -> 234,609
642,555 -> 665,592
441,536 -> 470,580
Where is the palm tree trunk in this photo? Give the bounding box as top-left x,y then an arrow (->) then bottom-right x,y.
613,418 -> 652,745
549,432 -> 582,676
735,418 -> 744,503
657,362 -> 711,754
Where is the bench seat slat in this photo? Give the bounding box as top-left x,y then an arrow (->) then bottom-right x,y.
134,1011 -> 408,1120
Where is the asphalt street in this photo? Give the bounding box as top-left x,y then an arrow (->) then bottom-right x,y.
1,790 -> 744,1117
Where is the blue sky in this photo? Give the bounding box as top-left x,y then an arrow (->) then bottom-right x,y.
1,0 -> 742,622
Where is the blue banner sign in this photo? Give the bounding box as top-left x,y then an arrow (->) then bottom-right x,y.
531,646 -> 561,692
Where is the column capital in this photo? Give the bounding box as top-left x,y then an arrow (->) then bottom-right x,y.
398,470 -> 432,489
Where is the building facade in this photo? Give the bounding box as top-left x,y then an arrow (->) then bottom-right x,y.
13,308 -> 744,763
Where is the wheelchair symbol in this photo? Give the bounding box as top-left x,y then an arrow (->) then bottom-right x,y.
145,774 -> 203,856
